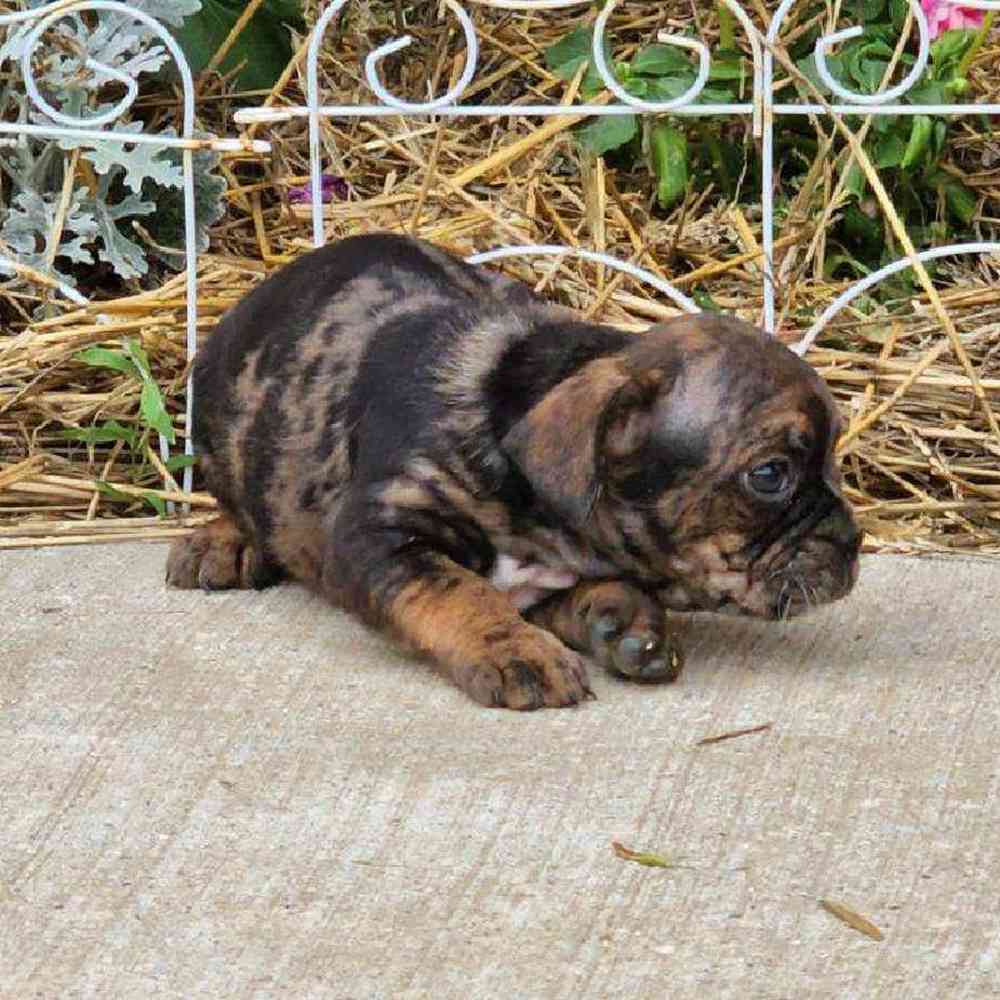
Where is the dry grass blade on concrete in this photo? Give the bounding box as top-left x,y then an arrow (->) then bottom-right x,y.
819,898 -> 885,942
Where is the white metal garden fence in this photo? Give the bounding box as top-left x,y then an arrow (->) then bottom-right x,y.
3,0 -> 1000,500
0,0 -> 270,500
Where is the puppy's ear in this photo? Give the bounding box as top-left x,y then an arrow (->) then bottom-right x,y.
501,357 -> 662,526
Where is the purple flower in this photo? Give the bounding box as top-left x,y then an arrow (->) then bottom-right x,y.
288,175 -> 349,204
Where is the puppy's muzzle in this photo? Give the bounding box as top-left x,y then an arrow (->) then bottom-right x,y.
768,506 -> 862,620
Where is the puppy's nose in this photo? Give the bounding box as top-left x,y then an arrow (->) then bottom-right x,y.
818,507 -> 862,553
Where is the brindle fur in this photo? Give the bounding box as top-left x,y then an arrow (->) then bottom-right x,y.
167,233 -> 860,709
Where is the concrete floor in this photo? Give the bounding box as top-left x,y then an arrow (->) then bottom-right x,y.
2,543 -> 999,999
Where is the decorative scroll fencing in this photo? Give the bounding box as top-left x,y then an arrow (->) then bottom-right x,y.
235,0 -> 1000,353
2,0 -> 1000,505
0,0 -> 270,503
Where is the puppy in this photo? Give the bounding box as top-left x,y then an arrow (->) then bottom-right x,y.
167,233 -> 861,709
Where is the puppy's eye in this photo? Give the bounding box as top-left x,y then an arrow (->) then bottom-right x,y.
744,459 -> 793,498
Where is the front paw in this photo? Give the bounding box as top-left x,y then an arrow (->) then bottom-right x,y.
583,583 -> 683,683
461,625 -> 594,711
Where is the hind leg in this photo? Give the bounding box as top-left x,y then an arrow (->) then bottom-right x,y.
167,511 -> 280,591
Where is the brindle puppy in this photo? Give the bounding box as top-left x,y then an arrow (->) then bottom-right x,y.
167,233 -> 861,710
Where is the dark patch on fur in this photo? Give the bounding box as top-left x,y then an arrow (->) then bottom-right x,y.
345,308 -> 462,479
485,320 -> 632,440
316,383 -> 350,461
299,481 -> 319,511
241,378 -> 284,550
302,356 -> 322,386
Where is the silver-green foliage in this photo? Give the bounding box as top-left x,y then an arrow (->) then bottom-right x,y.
0,0 -> 224,287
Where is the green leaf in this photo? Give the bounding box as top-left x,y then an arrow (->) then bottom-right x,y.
890,0 -> 911,30
698,85 -> 743,104
55,420 -> 138,448
841,35 -> 895,94
544,26 -> 613,95
262,0 -> 304,18
124,337 -> 154,381
576,114 -> 637,157
857,57 -> 890,93
840,41 -> 892,94
142,492 -> 167,517
140,380 -> 176,444
842,203 -> 884,256
650,123 -> 688,208
844,161 -> 867,200
631,43 -> 691,77
874,132 -> 907,168
852,0 -> 887,18
164,454 -> 198,473
709,51 -> 747,82
172,0 -> 304,91
941,179 -> 978,225
94,481 -> 133,502
76,348 -> 142,379
843,42 -> 867,90
861,39 -> 895,59
623,76 -> 649,99
931,28 -> 976,73
645,75 -> 697,102
901,115 -> 933,171
906,81 -> 949,105
691,288 -> 720,311
872,114 -> 896,135
824,252 -> 871,279
580,75 -> 609,101
796,53 -> 836,95
546,26 -> 597,78
930,119 -> 949,162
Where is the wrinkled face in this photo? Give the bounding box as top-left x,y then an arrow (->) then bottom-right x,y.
639,386 -> 860,619
501,315 -> 861,621
602,325 -> 861,620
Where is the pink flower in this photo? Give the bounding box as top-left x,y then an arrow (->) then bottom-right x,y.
921,0 -> 985,38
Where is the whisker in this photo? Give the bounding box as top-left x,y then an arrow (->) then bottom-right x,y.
776,580 -> 792,621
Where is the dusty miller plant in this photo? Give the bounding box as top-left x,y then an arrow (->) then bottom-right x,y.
0,0 -> 225,289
